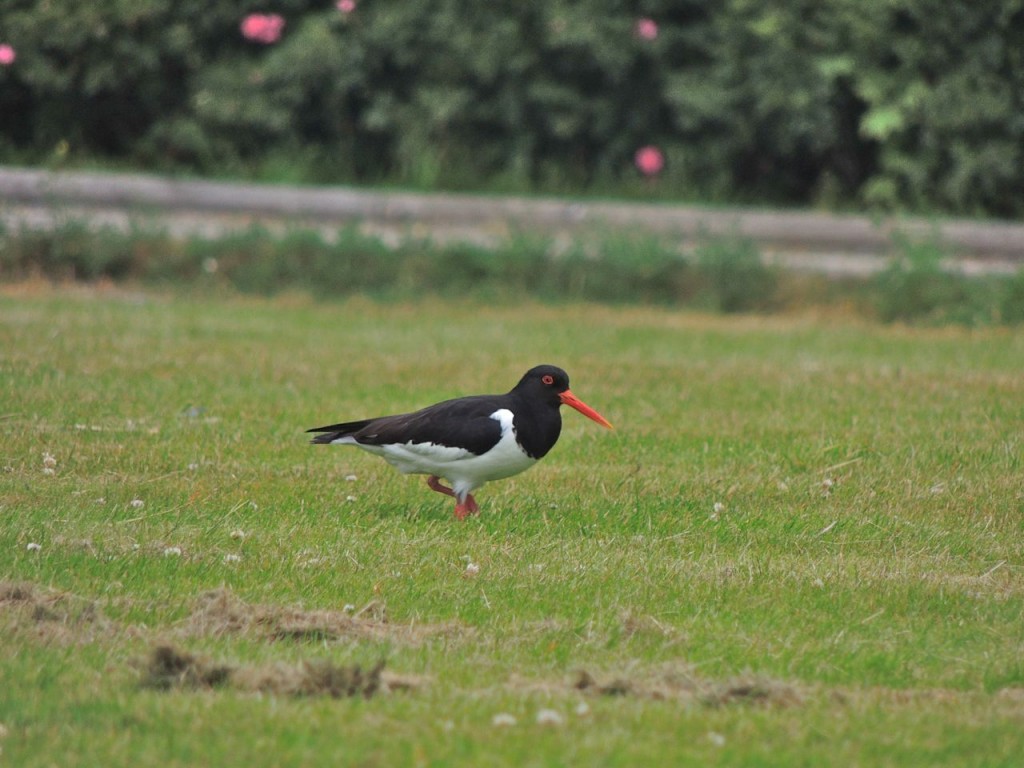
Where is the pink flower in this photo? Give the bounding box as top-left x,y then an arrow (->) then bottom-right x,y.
634,145 -> 665,177
634,18 -> 658,41
240,13 -> 285,44
0,44 -> 15,66
336,0 -> 356,13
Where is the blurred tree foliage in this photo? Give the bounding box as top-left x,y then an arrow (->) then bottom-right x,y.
1,0 -> 1022,216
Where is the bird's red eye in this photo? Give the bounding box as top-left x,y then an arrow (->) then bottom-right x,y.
542,374 -> 554,385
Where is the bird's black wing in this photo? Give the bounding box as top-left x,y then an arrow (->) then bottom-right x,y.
308,395 -> 506,455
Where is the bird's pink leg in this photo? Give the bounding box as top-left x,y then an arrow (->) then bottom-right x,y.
427,475 -> 456,498
427,476 -> 478,520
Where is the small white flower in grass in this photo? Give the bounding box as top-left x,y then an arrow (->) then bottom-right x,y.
574,701 -> 590,717
342,603 -> 356,613
491,713 -> 517,727
230,529 -> 247,540
223,553 -> 242,563
163,547 -> 182,557
708,731 -> 726,747
464,562 -> 480,577
821,477 -> 835,495
26,542 -> 42,552
536,709 -> 564,726
713,502 -> 725,514
346,495 -> 357,503
344,474 -> 358,482
130,499 -> 144,509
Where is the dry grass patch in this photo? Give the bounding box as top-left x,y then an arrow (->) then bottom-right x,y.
574,666 -> 803,708
0,580 -> 114,645
507,663 -> 804,708
139,644 -> 424,698
517,666 -> 1024,718
181,587 -> 470,645
0,581 -> 471,648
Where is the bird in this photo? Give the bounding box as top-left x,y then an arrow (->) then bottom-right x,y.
307,364 -> 613,519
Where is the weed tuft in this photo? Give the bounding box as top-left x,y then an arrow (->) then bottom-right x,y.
694,235 -> 778,313
873,234 -> 1007,325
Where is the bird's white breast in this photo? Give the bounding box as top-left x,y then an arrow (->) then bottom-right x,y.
340,408 -> 536,496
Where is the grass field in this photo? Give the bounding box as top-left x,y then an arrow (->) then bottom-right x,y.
2,285 -> 1023,766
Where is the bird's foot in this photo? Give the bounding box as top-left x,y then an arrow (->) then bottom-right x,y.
427,475 -> 456,498
453,494 -> 479,521
429,476 -> 478,519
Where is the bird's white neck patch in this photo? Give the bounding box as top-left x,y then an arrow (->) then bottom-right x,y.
489,408 -> 516,434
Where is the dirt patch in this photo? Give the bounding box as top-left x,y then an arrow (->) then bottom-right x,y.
575,667 -> 804,706
509,665 -> 803,708
183,587 -> 467,646
0,582 -> 37,602
699,677 -> 804,708
141,645 -> 233,691
139,644 -> 424,699
0,580 -> 112,645
234,658 -> 387,698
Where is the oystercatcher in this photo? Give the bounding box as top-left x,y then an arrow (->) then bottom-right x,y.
307,365 -> 612,519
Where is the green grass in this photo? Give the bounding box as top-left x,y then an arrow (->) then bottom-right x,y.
2,286 -> 1023,766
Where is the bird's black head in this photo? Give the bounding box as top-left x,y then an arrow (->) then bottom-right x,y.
504,366 -> 572,460
512,365 -> 571,402
512,365 -> 613,429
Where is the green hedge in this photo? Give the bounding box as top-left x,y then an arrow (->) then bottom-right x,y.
2,1 -> 1023,217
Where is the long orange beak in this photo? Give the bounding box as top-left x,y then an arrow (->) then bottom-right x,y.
559,389 -> 614,429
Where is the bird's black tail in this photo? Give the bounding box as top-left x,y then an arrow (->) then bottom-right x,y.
306,418 -> 375,445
